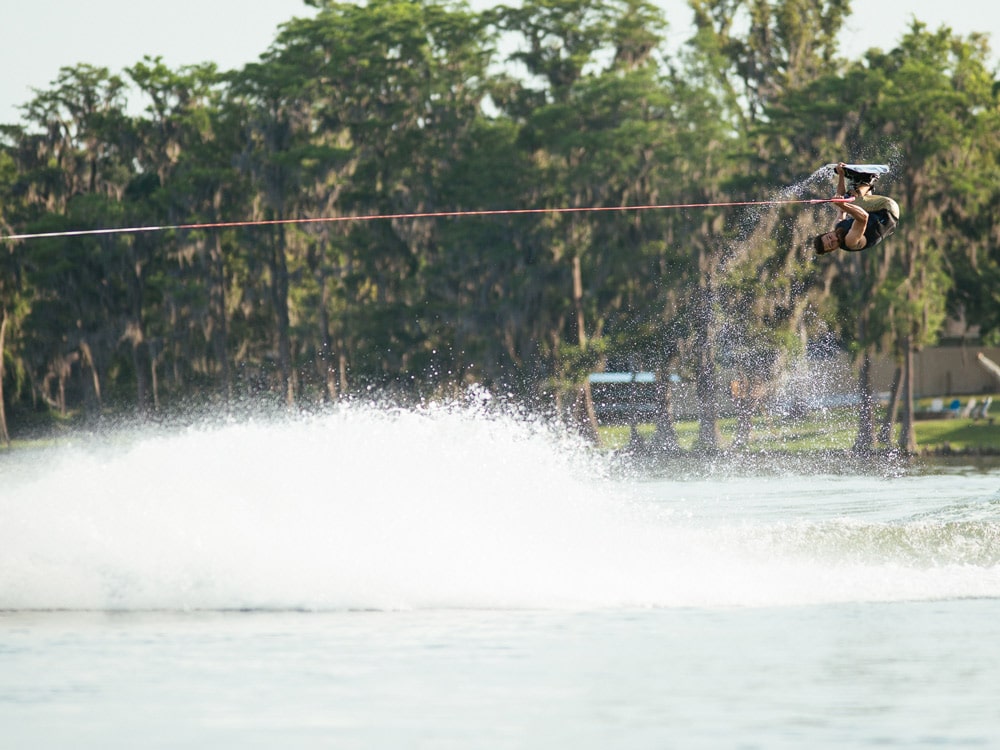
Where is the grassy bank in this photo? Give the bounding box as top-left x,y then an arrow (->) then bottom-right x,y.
599,395 -> 1000,455
2,394 -> 998,456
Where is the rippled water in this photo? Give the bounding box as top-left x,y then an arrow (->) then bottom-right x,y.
3,404 -> 1000,747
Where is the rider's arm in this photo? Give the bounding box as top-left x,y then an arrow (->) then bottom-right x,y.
840,201 -> 870,250
835,163 -> 847,197
835,163 -> 849,219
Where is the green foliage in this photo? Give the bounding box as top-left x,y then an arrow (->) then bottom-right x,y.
0,0 -> 998,443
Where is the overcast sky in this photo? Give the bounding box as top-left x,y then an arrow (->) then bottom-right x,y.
2,0 -> 998,124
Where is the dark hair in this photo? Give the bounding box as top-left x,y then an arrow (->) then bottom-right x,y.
813,234 -> 827,254
849,174 -> 876,191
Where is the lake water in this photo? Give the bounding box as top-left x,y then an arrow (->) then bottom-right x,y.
3,404 -> 1000,748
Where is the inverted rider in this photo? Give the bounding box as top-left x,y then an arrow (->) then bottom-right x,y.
813,163 -> 900,255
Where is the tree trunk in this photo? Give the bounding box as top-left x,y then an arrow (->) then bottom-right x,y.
571,379 -> 600,444
318,268 -> 338,402
210,232 -> 232,403
730,377 -> 754,450
271,226 -> 294,406
78,341 -> 103,420
572,254 -> 587,350
132,339 -> 152,415
570,252 -> 599,441
126,320 -> 153,417
151,348 -> 161,412
852,350 -> 875,454
0,311 -> 10,446
898,340 -> 917,453
125,238 -> 152,417
650,373 -> 680,454
45,354 -> 74,416
878,365 -> 902,445
694,284 -> 720,453
58,368 -> 67,416
339,347 -> 349,396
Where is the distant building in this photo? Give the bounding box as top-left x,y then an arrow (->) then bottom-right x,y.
588,372 -> 658,425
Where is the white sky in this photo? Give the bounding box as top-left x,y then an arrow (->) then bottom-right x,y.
2,0 -> 998,125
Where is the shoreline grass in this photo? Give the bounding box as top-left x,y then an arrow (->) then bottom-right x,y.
3,395 -> 998,456
598,402 -> 1000,455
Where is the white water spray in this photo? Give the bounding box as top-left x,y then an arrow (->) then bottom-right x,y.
2,403 -> 999,611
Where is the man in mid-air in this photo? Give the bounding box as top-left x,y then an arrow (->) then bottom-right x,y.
813,162 -> 900,255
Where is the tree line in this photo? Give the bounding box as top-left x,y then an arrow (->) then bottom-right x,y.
1,0 -> 999,453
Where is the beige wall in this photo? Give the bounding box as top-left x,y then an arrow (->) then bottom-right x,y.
869,346 -> 1000,397
601,346 -> 1000,422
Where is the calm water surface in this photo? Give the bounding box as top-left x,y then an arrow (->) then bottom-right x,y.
3,407 -> 1000,747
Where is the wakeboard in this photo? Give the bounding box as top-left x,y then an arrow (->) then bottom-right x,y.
824,163 -> 890,181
